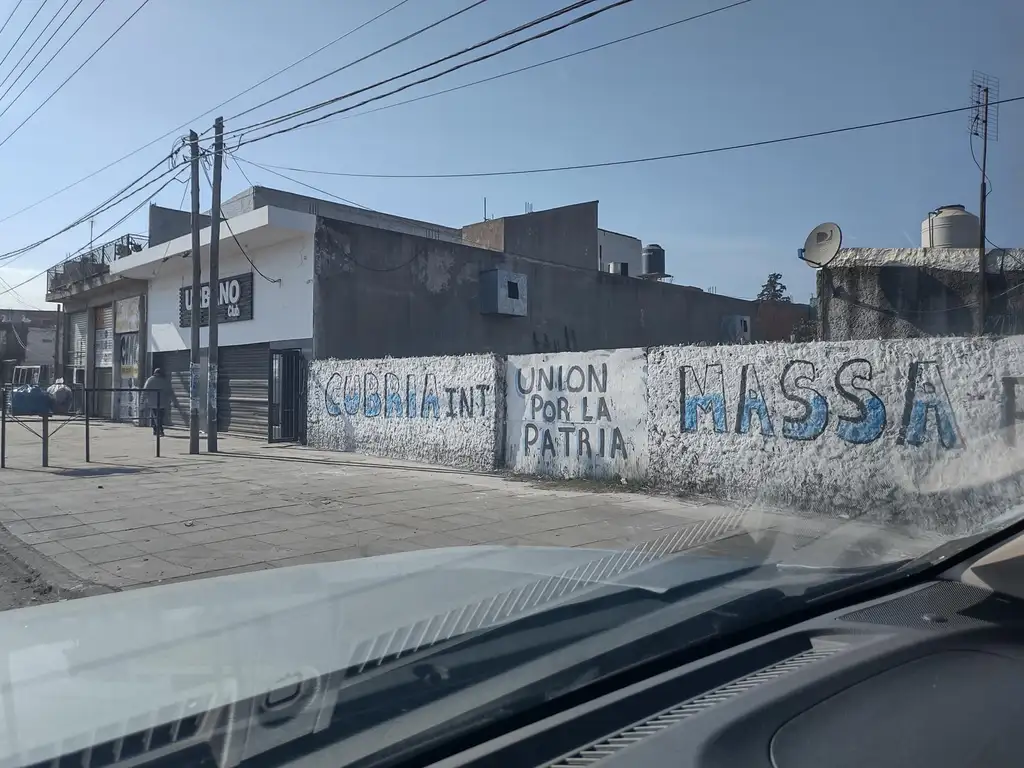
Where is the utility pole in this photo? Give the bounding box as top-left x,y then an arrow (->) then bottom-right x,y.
207,117 -> 224,453
971,71 -> 999,336
189,130 -> 202,454
977,85 -> 989,335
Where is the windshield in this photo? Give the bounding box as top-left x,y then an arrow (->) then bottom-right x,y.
0,0 -> 1022,766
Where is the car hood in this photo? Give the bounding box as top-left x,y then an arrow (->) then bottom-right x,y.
0,544 -> 754,765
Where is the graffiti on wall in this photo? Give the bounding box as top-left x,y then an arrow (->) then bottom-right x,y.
323,370 -> 491,419
506,349 -> 647,478
680,357 -> 963,448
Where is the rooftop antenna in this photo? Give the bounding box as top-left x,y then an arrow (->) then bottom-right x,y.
970,70 -> 998,335
483,197 -> 487,221
525,202 -> 533,214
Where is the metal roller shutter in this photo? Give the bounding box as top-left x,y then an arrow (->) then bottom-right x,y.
152,349 -> 190,429
93,305 -> 113,368
219,343 -> 268,437
69,312 -> 87,368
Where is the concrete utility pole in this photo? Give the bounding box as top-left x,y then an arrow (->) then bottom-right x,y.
207,117 -> 224,453
977,84 -> 990,336
189,130 -> 202,454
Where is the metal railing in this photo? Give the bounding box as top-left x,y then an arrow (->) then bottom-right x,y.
45,233 -> 147,294
1,386 -> 162,468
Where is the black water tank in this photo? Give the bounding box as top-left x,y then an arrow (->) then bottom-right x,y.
642,243 -> 665,275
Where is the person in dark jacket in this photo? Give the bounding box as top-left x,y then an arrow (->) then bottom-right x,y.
142,368 -> 172,437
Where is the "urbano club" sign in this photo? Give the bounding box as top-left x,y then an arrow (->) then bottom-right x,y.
179,272 -> 254,328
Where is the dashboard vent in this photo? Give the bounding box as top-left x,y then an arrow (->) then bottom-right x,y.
546,642 -> 845,768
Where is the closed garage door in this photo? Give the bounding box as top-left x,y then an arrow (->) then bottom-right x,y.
152,349 -> 190,429
219,343 -> 268,437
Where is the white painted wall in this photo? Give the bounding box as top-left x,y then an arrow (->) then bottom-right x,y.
647,336 -> 1024,529
597,229 -> 642,276
307,354 -> 503,471
506,349 -> 648,480
148,233 -> 314,352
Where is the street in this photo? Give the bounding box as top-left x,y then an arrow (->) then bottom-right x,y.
0,420 -> 940,607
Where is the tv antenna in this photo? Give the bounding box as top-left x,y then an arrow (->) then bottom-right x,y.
799,223 -> 842,269
970,70 -> 998,335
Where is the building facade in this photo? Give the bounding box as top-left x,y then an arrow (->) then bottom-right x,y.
38,186 -> 809,444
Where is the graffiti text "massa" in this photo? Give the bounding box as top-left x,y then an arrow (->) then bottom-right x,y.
680,358 -> 963,448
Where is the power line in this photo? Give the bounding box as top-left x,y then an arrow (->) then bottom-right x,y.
224,0 -> 621,141
0,1 -> 26,41
0,0 -> 413,228
0,0 -> 73,98
240,95 -> 1024,179
234,155 -> 372,210
202,161 -> 280,284
0,171 -> 184,301
0,149 -> 183,266
0,0 -> 151,152
200,0 -> 415,137
310,0 -> 756,130
0,0 -> 94,124
225,0 -> 491,127
0,0 -> 52,82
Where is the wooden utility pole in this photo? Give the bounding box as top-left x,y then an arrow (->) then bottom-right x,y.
189,130 -> 202,454
207,117 -> 224,453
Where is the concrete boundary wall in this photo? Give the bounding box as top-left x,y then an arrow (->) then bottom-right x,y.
505,348 -> 648,479
307,354 -> 503,471
647,336 -> 1024,529
306,336 -> 1024,529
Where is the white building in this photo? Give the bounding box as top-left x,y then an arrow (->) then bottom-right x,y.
597,228 -> 642,277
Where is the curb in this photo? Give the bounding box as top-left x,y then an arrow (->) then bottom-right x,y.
0,523 -> 115,603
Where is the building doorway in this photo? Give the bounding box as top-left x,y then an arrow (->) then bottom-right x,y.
269,349 -> 306,443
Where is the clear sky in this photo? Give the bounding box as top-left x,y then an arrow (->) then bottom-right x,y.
0,0 -> 1020,312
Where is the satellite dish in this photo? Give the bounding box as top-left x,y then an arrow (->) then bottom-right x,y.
800,223 -> 842,269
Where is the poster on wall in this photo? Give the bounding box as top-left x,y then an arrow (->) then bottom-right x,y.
118,333 -> 139,378
115,296 -> 141,333
94,328 -> 113,368
179,273 -> 254,328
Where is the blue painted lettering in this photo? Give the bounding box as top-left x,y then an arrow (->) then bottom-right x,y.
834,359 -> 886,444
681,364 -> 728,433
780,360 -> 828,441
898,361 -> 963,448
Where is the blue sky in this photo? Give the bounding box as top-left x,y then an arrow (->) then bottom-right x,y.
0,0 -> 1020,310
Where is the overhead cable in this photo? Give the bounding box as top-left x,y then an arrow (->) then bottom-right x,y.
0,172 -> 184,300
223,0 -> 625,141
0,0 -> 152,151
0,0 -> 93,123
0,0 -> 52,80
224,0 -> 491,126
240,95 -> 1024,179
0,1 -> 26,41
0,0 -> 413,227
0,0 -> 73,97
313,0 -> 756,129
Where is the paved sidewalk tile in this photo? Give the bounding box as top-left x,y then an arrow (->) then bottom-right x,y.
0,422 -> 938,592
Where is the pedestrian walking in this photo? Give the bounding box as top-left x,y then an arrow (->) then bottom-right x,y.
143,368 -> 172,437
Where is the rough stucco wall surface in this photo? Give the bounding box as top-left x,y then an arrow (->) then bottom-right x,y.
505,348 -> 648,479
307,354 -> 503,470
647,336 -> 1024,533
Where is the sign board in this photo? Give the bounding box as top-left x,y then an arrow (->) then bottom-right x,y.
115,296 -> 141,333
179,272 -> 254,328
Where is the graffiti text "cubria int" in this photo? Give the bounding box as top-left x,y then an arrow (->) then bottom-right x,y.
680,358 -> 963,448
325,372 -> 490,419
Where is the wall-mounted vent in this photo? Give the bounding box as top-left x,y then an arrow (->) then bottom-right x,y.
479,268 -> 528,316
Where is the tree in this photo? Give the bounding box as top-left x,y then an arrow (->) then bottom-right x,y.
757,272 -> 791,303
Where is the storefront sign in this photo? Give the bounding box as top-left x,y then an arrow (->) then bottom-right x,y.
179,272 -> 253,328
115,296 -> 141,333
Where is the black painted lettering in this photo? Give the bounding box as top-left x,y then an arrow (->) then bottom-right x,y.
578,427 -> 592,457
524,423 -> 539,454
541,429 -> 557,457
459,387 -> 472,417
445,387 -> 458,418
611,427 -> 627,459
516,368 -> 534,396
597,397 -> 611,421
542,399 -> 557,423
475,384 -> 489,411
538,366 -> 555,392
529,394 -> 544,419
558,426 -> 574,456
582,396 -> 594,422
598,428 -> 606,457
587,363 -> 608,393
557,397 -> 570,421
566,365 -> 585,393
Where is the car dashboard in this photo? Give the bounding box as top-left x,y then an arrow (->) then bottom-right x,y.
431,576 -> 1024,768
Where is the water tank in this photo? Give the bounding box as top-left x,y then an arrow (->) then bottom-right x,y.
921,205 -> 980,248
642,243 -> 666,276
606,262 -> 629,276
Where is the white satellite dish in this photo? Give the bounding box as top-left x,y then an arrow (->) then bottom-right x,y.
799,223 -> 842,269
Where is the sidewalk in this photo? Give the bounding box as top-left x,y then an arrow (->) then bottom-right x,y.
0,420 -> 940,594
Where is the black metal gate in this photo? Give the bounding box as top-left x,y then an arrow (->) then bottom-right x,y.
268,349 -> 306,443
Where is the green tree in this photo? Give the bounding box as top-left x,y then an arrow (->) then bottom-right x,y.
757,272 -> 791,303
